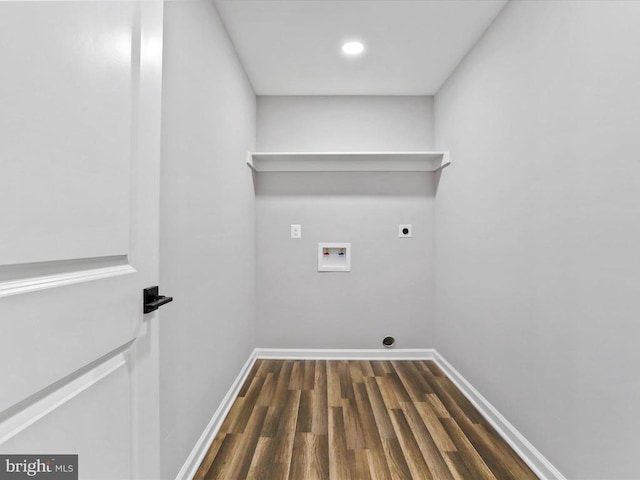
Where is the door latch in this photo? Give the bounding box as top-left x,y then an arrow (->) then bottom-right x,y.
143,286 -> 173,314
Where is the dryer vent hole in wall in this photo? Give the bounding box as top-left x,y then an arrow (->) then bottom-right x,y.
382,336 -> 396,348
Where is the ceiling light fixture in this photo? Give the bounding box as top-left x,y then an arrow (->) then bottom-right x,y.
342,41 -> 364,56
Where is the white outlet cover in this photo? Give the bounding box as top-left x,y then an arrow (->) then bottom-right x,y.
291,224 -> 302,239
399,224 -> 412,237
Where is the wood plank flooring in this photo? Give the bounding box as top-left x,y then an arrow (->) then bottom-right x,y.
194,360 -> 538,480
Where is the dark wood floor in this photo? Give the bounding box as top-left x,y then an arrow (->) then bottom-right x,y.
194,359 -> 538,480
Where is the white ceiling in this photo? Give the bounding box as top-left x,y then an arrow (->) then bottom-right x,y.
214,0 -> 508,96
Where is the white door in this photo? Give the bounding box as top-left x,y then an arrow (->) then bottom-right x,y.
0,2 -> 164,479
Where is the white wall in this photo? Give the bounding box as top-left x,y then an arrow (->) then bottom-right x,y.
434,1 -> 640,478
256,96 -> 436,349
257,96 -> 434,152
159,2 -> 256,478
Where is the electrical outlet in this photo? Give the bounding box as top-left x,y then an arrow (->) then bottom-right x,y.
291,224 -> 302,239
399,224 -> 412,238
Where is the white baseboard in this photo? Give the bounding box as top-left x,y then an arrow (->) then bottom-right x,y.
177,348 -> 565,480
432,351 -> 566,480
174,351 -> 258,480
254,347 -> 437,360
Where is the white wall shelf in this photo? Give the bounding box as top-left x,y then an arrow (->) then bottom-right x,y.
247,151 -> 450,173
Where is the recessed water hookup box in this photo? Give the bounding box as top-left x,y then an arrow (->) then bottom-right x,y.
318,243 -> 351,272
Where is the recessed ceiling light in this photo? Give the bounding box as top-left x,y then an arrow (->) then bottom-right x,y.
342,41 -> 364,56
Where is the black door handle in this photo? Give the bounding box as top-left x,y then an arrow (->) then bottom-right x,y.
143,286 -> 173,314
